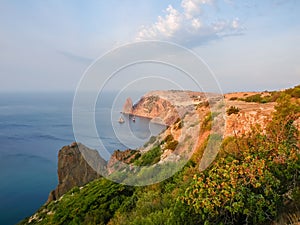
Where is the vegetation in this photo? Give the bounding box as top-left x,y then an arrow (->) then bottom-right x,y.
161,134 -> 179,150
20,92 -> 300,225
229,97 -> 238,101
236,84 -> 300,103
226,106 -> 240,115
201,112 -> 220,131
134,146 -> 162,166
143,136 -> 157,148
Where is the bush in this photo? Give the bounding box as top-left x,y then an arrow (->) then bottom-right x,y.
164,134 -> 174,143
134,146 -> 162,166
164,140 -> 179,150
229,97 -> 238,101
201,112 -> 213,131
226,106 -> 240,115
291,88 -> 300,98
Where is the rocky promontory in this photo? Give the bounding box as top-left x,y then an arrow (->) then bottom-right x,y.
122,90 -> 213,125
47,89 -> 300,202
20,85 -> 300,225
47,142 -> 106,203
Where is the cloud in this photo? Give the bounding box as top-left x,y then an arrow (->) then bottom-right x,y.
181,0 -> 213,19
136,0 -> 243,47
137,5 -> 182,40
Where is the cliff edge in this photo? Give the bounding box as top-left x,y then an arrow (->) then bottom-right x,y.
47,142 -> 106,203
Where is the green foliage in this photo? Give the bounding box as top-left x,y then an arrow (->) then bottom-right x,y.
183,154 -> 281,224
134,146 -> 162,166
201,112 -> 213,131
239,85 -> 300,104
201,112 -> 220,132
164,140 -> 179,150
20,90 -> 300,225
243,94 -> 263,102
22,179 -> 135,225
285,85 -> 300,98
182,93 -> 300,225
239,93 -> 277,103
226,106 -> 240,115
164,134 -> 174,143
161,134 -> 179,150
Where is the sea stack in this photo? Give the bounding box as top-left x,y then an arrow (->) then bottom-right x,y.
122,97 -> 133,114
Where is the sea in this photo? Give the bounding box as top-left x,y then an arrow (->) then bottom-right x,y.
0,91 -> 164,225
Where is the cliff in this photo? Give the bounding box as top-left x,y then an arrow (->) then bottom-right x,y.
123,90 -> 299,137
47,142 -> 106,203
19,85 -> 300,225
123,90 -> 217,125
47,89 -> 299,202
122,97 -> 133,114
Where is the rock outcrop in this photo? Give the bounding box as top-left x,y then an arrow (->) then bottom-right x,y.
47,142 -> 106,203
122,97 -> 133,114
123,90 -> 211,125
224,101 -> 275,137
107,149 -> 139,174
47,90 -> 298,202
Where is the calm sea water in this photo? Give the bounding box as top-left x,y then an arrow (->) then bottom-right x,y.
0,91 -> 164,225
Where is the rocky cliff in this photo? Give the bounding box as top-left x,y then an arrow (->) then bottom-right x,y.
122,90 -> 217,125
47,89 -> 300,202
47,142 -> 106,203
122,97 -> 133,114
20,86 -> 300,225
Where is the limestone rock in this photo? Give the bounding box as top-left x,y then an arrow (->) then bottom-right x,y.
47,142 -> 106,203
122,97 -> 133,114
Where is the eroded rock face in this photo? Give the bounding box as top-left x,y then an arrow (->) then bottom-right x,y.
47,142 -> 106,203
124,91 -> 208,125
107,149 -> 139,174
224,100 -> 276,137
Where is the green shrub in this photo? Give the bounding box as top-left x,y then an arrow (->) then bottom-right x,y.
230,96 -> 238,101
244,94 -> 262,102
226,106 -> 240,115
134,146 -> 162,166
165,140 -> 179,150
201,112 -> 212,131
164,134 -> 174,143
291,88 -> 300,98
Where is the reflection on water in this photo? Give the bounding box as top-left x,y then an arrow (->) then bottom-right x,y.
112,113 -> 166,149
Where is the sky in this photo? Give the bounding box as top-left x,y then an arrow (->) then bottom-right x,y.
0,0 -> 299,93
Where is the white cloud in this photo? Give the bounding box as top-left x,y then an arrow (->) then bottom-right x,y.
181,0 -> 213,19
191,18 -> 201,29
231,17 -> 240,29
136,0 -> 242,47
137,5 -> 182,40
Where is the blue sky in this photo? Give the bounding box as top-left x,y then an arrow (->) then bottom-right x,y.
0,0 -> 299,92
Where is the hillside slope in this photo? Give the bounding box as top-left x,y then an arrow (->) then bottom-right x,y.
20,85 -> 300,225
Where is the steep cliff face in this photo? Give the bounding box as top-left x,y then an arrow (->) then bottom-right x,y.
47,142 -> 106,203
123,90 -> 210,125
20,86 -> 300,225
47,90 -> 299,202
122,97 -> 133,114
